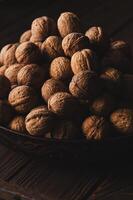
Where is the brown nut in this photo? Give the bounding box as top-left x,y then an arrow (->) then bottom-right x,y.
5,64 -> 24,85
48,92 -> 79,118
0,75 -> 11,99
62,33 -> 89,57
41,78 -> 66,102
15,42 -> 41,64
8,85 -> 37,114
50,57 -> 73,81
69,70 -> 102,100
0,65 -> 8,75
0,100 -> 14,125
41,36 -> 64,59
20,30 -> 31,43
0,44 -> 17,65
17,64 -> 47,89
2,43 -> 18,66
71,49 -> 97,74
25,105 -> 55,136
9,116 -> 27,133
31,16 -> 57,42
110,109 -> 133,134
57,12 -> 81,38
82,115 -> 109,140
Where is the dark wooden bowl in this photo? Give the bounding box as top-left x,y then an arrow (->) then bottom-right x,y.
0,126 -> 133,162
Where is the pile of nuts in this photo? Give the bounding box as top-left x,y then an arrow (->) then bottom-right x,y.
0,11 -> 133,141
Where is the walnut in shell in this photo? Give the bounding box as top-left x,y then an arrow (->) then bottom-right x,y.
20,30 -> 31,43
0,65 -> 8,75
0,75 -> 11,99
9,116 -> 27,133
2,43 -> 18,66
0,44 -> 17,65
0,100 -> 14,125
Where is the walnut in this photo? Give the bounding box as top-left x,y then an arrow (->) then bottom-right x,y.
31,16 -> 57,42
17,64 -> 47,89
62,33 -> 89,57
4,64 -> 24,85
0,65 -> 8,75
71,49 -> 97,74
0,100 -> 14,125
20,30 -> 31,43
41,36 -> 64,60
2,43 -> 18,66
0,75 -> 11,99
15,42 -> 41,64
8,85 -> 37,114
82,115 -> 109,140
0,44 -> 15,64
90,94 -> 115,116
9,116 -> 27,133
50,56 -> 73,81
41,78 -> 66,102
57,12 -> 81,38
25,105 -> 55,136
110,109 -> 133,134
69,70 -> 102,101
48,92 -> 79,118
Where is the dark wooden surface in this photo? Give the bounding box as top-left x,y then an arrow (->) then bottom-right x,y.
1,0 -> 133,199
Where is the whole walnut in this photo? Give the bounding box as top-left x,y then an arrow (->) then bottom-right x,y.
0,100 -> 14,125
69,70 -> 102,101
71,49 -> 97,74
41,78 -> 66,102
48,92 -> 79,118
25,105 -> 55,136
57,12 -> 81,38
90,94 -> 115,116
41,36 -> 64,59
62,33 -> 89,57
5,64 -> 24,85
50,56 -> 73,81
0,65 -> 8,75
20,30 -> 31,43
9,116 -> 27,133
8,85 -> 37,114
0,44 -> 17,65
0,75 -> 11,99
110,109 -> 133,134
31,16 -> 57,42
17,64 -> 47,89
2,43 -> 18,66
15,42 -> 41,64
82,115 -> 109,140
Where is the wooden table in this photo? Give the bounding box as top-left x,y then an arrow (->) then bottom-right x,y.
1,0 -> 133,199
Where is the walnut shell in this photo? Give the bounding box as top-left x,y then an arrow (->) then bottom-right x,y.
57,12 -> 81,38
0,75 -> 11,99
25,105 -> 55,136
15,42 -> 41,64
0,44 -> 16,65
9,116 -> 27,133
41,36 -> 64,59
71,49 -> 97,74
17,64 -> 47,89
48,92 -> 79,118
62,33 -> 89,57
0,65 -> 8,75
5,64 -> 24,85
20,30 -> 31,43
2,43 -> 18,66
41,78 -> 66,102
110,109 -> 133,134
69,70 -> 102,100
50,56 -> 73,81
8,85 -> 37,114
0,100 -> 14,125
82,115 -> 109,140
31,16 -> 57,42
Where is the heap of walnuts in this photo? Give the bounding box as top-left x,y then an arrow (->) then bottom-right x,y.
0,11 -> 133,141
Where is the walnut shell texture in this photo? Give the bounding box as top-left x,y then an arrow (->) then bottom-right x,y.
20,30 -> 31,43
9,116 -> 27,133
0,65 -> 8,76
3,43 -> 18,66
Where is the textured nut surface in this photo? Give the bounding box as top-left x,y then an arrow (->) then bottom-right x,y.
69,70 -> 102,100
0,65 -> 8,75
5,64 -> 24,85
31,16 -> 57,42
0,75 -> 11,99
41,78 -> 66,102
42,36 -> 64,59
50,57 -> 72,80
9,116 -> 27,133
3,43 -> 18,66
0,44 -> 15,64
17,64 -> 46,89
0,100 -> 14,125
15,42 -> 41,64
71,49 -> 97,74
110,109 -> 133,134
57,12 -> 81,38
25,105 -> 55,136
82,115 -> 109,140
8,85 -> 37,114
20,30 -> 31,43
62,33 -> 89,57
